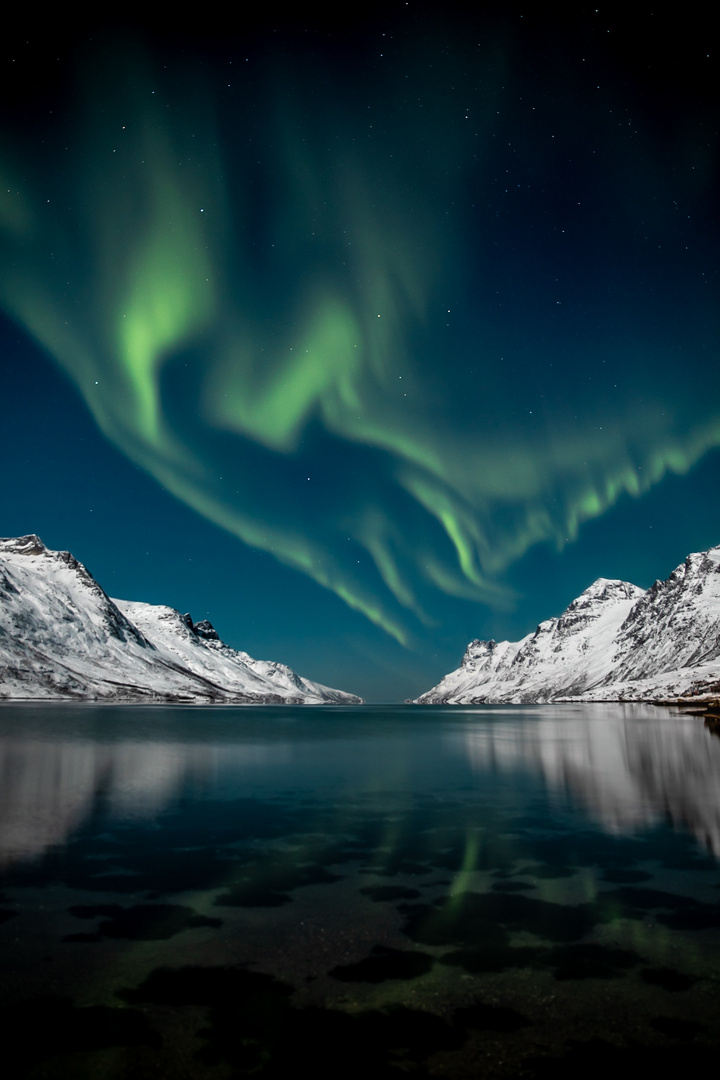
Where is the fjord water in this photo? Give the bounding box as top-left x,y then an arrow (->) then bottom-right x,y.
1,703 -> 719,1078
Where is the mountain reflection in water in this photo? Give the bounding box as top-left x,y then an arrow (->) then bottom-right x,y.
0,703 -> 719,1078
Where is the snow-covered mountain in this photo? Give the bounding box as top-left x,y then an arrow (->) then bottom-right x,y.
416,546 -> 720,703
0,535 -> 362,703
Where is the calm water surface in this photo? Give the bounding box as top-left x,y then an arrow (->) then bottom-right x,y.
1,702 -> 719,1078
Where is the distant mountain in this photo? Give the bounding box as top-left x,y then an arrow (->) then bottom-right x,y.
0,535 -> 362,703
415,546 -> 720,704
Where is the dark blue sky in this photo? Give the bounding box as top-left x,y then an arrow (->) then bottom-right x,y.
1,5 -> 718,700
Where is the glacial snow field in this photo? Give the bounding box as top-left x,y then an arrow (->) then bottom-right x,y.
416,546 -> 720,704
0,535 -> 362,703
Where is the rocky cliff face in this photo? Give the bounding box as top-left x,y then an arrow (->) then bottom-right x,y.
416,546 -> 720,703
0,536 -> 362,704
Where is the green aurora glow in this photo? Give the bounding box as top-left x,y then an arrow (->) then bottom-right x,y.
1,31 -> 717,653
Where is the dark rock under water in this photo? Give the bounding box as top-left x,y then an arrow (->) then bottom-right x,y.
0,702 -> 719,1077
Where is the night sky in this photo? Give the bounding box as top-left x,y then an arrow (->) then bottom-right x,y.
1,5 -> 717,701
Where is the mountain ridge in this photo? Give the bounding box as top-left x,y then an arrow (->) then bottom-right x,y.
415,545 -> 720,704
0,535 -> 362,704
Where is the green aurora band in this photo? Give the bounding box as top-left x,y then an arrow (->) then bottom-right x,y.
1,41 -> 717,646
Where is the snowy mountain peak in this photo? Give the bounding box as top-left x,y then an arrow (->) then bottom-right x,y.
416,544 -> 720,704
1,534 -> 106,600
0,534 -> 47,556
179,612 -> 219,640
0,537 -> 362,704
461,639 -> 497,666
570,577 -> 644,606
461,638 -> 522,671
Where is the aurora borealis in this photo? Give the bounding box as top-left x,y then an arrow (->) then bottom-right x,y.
1,6 -> 717,700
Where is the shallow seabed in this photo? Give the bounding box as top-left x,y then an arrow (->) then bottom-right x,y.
1,702 -> 719,1078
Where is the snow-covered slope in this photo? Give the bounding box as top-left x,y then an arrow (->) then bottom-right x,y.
416,546 -> 720,703
0,535 -> 361,703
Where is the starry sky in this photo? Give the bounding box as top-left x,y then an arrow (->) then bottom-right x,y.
0,4 -> 718,701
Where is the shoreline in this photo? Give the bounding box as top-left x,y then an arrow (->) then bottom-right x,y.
650,697 -> 720,732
